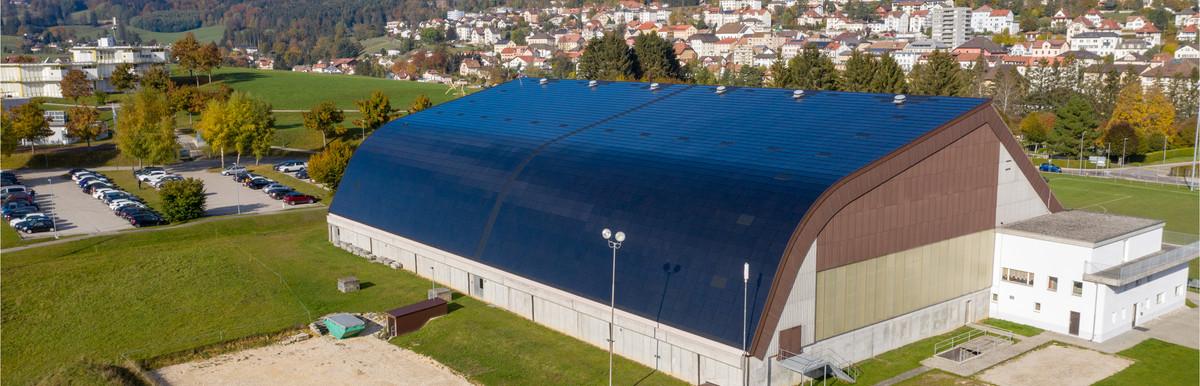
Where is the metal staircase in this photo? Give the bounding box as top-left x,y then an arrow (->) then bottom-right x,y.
778,348 -> 861,384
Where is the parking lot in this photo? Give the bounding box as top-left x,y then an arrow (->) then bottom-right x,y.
13,169 -> 134,238
7,161 -> 319,240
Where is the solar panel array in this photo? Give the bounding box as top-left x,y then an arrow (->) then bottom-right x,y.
330,79 -> 987,347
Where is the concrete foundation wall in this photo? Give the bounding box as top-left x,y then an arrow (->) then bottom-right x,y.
328,214 -> 744,386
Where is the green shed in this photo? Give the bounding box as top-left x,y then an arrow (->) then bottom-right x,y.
323,313 -> 366,339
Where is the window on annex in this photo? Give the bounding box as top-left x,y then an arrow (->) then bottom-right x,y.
992,293 -> 998,302
1034,302 -> 1041,312
1048,276 -> 1058,292
1072,281 -> 1083,297
1177,285 -> 1185,297
1002,268 -> 1035,286
1157,293 -> 1165,304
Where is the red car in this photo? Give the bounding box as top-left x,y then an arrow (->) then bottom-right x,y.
282,192 -> 316,205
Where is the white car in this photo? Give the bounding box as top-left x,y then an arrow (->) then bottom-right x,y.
92,188 -> 118,199
221,165 -> 247,176
0,185 -> 28,195
10,213 -> 46,227
145,173 -> 180,184
138,170 -> 168,182
150,175 -> 184,188
108,199 -> 144,211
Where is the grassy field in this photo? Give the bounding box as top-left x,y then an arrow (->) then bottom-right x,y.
128,25 -> 225,44
0,142 -> 135,170
247,165 -> 330,204
272,111 -> 365,150
1133,147 -> 1196,166
0,210 -> 681,385
195,67 -> 456,110
1044,173 -> 1199,244
1095,339 -> 1200,386
981,318 -> 1044,337
832,326 -> 974,385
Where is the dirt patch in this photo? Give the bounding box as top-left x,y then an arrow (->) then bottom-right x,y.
153,336 -> 471,386
976,344 -> 1131,386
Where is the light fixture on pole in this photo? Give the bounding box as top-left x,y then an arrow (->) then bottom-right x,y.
602,228 -> 625,386
742,261 -> 750,386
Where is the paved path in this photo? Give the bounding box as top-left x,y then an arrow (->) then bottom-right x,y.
921,331 -> 1052,377
875,366 -> 930,386
1059,161 -> 1197,186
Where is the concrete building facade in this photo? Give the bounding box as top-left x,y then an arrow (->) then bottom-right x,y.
931,7 -> 973,48
0,38 -> 168,98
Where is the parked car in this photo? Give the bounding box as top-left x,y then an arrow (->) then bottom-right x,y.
2,205 -> 41,221
221,165 -> 247,176
245,177 -> 273,190
282,192 -> 317,205
134,166 -> 164,178
1038,163 -> 1062,173
151,175 -> 184,188
0,185 -> 31,196
265,185 -> 293,199
116,206 -> 154,220
273,160 -> 306,173
84,182 -> 113,195
2,191 -> 35,206
77,176 -> 109,188
14,217 -> 54,233
10,212 -> 47,227
109,199 -> 144,211
102,191 -> 138,205
294,169 -> 309,180
138,170 -> 169,182
234,173 -> 262,183
129,212 -> 165,227
92,187 -> 119,200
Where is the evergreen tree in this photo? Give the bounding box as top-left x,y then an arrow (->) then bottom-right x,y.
1048,95 -> 1100,157
769,56 -> 791,88
909,51 -> 968,96
577,32 -> 635,81
871,54 -> 907,94
632,33 -> 683,81
786,46 -> 839,90
840,50 -> 877,92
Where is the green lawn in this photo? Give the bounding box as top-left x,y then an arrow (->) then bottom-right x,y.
981,318 -> 1043,337
833,326 -> 974,385
1132,147 -> 1196,166
128,25 -> 225,44
0,142 -> 135,170
1095,339 -> 1200,386
0,210 -> 682,385
1044,173 -> 1199,244
195,67 -> 456,110
272,111 -> 365,150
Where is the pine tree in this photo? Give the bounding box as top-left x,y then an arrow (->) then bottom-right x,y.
786,45 -> 839,90
577,32 -> 635,81
909,50 -> 968,96
1048,95 -> 1100,157
871,54 -> 907,94
840,50 -> 876,92
632,33 -> 683,81
769,56 -> 791,88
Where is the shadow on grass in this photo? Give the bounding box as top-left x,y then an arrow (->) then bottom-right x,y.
213,71 -> 267,85
359,281 -> 375,290
447,302 -> 465,314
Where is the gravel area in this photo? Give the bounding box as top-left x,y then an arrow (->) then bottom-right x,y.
976,344 -> 1131,386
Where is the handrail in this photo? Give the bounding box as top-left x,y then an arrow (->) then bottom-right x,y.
933,329 -> 983,355
1085,242 -> 1200,284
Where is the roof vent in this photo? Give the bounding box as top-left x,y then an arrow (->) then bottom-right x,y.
893,94 -> 906,104
792,90 -> 805,99
539,78 -> 549,85
715,85 -> 727,95
588,80 -> 598,87
649,82 -> 660,91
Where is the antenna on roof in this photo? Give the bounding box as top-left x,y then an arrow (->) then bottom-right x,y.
893,94 -> 907,104
715,85 -> 727,95
792,90 -> 805,99
649,82 -> 660,91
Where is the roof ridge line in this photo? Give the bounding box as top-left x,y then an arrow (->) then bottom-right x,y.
471,83 -> 696,259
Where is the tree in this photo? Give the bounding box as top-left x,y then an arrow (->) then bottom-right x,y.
307,140 -> 357,190
987,66 -> 1027,119
871,54 -> 907,94
159,178 -> 206,222
1101,121 -> 1140,161
118,88 -> 178,167
93,90 -> 108,107
197,42 -> 222,84
1018,112 -> 1054,146
60,69 -> 93,105
769,56 -> 792,88
302,101 -> 345,147
0,110 -> 18,157
784,46 -> 839,90
408,94 -> 432,113
1110,83 -> 1177,153
632,33 -> 683,81
4,101 -> 51,154
221,92 -> 275,165
840,50 -> 877,92
110,62 -> 139,92
141,65 -> 173,92
1048,95 -> 1100,157
66,105 -> 101,148
171,33 -> 202,85
909,51 -> 969,96
577,32 -> 636,81
353,90 -> 395,138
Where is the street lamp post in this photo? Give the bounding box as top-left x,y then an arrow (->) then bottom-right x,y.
742,262 -> 750,386
602,228 -> 625,386
1121,137 -> 1128,167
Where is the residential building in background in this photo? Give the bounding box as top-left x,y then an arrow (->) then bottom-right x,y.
0,37 -> 168,98
931,7 -> 972,48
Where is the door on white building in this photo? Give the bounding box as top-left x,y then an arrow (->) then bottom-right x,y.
1131,303 -> 1138,328
964,300 -> 974,322
1069,311 -> 1081,336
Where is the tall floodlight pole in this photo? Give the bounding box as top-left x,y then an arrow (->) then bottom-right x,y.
602,228 -> 625,386
742,262 -> 750,386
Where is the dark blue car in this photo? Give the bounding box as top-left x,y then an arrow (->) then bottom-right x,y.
1038,163 -> 1062,173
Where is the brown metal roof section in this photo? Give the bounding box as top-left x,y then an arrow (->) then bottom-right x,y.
748,105 -> 1062,358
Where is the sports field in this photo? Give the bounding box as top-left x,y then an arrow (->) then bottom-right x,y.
194,67 -> 458,110
1043,173 -> 1198,244
0,210 -> 683,385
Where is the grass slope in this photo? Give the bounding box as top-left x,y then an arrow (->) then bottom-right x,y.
128,25 -> 225,44
197,67 -> 455,110
0,210 -> 681,385
1095,339 -> 1200,386
835,326 -> 974,385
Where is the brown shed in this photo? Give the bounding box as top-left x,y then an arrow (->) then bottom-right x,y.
385,298 -> 448,339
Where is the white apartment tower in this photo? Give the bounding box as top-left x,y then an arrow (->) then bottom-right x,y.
931,7 -> 973,48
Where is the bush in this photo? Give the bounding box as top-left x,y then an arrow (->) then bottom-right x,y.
307,140 -> 356,190
159,178 -> 206,222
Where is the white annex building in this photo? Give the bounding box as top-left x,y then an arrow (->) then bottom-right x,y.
991,211 -> 1193,342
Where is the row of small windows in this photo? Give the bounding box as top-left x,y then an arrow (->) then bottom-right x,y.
994,285 -> 1187,320
1001,268 -> 1083,296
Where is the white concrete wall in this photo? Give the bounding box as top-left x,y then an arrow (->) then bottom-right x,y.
991,232 -> 1097,338
995,145 -> 1051,226
1124,228 -> 1163,261
1095,264 -> 1189,342
328,214 -> 743,385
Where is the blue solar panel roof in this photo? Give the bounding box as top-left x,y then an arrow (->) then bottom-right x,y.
330,79 -> 988,347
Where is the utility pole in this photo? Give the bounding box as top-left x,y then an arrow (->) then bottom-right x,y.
1079,131 -> 1086,173
1121,137 -> 1127,167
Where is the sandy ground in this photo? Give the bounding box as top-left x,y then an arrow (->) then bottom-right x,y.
976,344 -> 1131,386
154,336 -> 472,386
